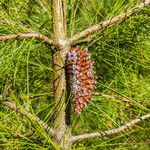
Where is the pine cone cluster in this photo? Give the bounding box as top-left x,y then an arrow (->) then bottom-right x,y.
67,46 -> 96,114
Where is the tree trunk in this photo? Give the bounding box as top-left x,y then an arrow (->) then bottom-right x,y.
53,47 -> 72,150
51,0 -> 72,149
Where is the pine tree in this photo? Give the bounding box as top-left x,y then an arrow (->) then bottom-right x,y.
0,0 -> 150,149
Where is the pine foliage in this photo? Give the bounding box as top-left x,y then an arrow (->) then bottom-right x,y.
0,0 -> 150,149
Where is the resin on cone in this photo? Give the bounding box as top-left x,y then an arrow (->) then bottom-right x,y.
67,46 -> 96,114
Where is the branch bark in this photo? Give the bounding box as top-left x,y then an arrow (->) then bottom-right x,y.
52,0 -> 71,149
52,0 -> 68,47
0,33 -> 54,45
2,100 -> 54,136
68,0 -> 150,44
70,114 -> 150,143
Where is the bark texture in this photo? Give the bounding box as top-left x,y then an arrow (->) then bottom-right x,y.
52,0 -> 72,149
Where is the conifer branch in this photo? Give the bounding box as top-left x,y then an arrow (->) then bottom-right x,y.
69,0 -> 150,44
2,100 -> 54,136
0,33 -> 54,45
70,114 -> 150,142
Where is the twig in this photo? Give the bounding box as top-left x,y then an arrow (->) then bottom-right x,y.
0,33 -> 54,45
68,0 -> 150,44
2,100 -> 54,136
70,114 -> 150,142
94,92 -> 150,104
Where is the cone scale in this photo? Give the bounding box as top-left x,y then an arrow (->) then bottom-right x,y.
67,46 -> 96,114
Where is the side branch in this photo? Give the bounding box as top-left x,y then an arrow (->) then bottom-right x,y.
2,100 -> 54,136
69,0 -> 150,44
0,33 -> 54,45
70,114 -> 150,142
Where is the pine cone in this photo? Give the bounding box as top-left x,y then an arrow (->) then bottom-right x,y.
67,46 -> 96,114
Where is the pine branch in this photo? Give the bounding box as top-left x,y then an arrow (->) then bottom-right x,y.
52,0 -> 67,47
70,114 -> 150,142
94,92 -> 150,103
2,100 -> 54,136
68,0 -> 150,44
52,1 -> 71,149
0,33 -> 54,45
